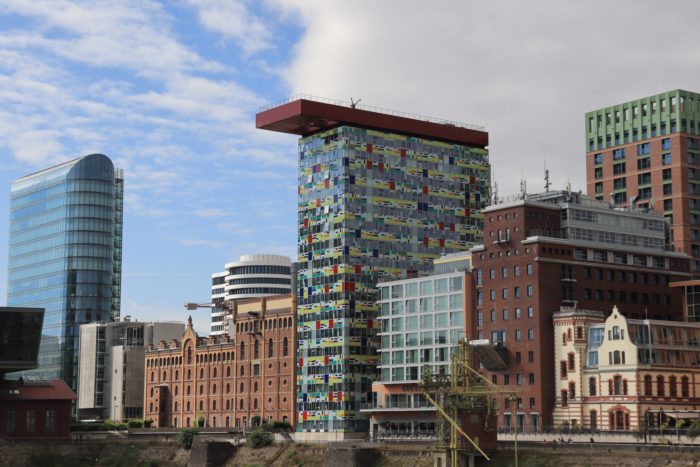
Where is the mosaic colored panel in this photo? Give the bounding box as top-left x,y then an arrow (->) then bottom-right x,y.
296,126 -> 489,432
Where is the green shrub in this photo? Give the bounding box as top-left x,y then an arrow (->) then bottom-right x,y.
177,427 -> 199,449
271,420 -> 291,431
251,416 -> 261,427
144,419 -> 154,428
196,416 -> 205,427
248,427 -> 273,449
128,419 -> 144,428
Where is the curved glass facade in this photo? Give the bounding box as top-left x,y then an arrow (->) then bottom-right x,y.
7,154 -> 123,391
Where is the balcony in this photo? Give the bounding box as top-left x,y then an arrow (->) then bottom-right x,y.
359,400 -> 436,412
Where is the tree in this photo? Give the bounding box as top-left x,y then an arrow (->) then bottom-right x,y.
686,420 -> 700,446
177,427 -> 199,449
248,427 -> 273,449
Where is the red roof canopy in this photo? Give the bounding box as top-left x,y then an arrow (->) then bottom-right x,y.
256,98 -> 488,147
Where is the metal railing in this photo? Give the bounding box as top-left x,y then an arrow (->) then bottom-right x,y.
258,94 -> 486,132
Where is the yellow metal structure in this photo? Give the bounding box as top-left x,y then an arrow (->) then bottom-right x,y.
421,340 -> 520,467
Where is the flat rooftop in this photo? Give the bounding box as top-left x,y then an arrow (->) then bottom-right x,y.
256,95 -> 488,147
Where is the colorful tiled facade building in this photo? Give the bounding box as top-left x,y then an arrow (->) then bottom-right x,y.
143,295 -> 295,429
257,97 -> 490,433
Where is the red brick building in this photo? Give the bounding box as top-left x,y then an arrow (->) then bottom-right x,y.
470,191 -> 691,433
143,294 -> 296,429
0,378 -> 76,440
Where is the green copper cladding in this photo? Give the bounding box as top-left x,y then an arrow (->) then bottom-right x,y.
586,90 -> 700,152
296,126 -> 489,432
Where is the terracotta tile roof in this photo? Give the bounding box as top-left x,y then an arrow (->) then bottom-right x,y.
0,379 -> 76,401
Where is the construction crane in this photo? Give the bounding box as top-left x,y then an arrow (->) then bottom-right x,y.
421,340 -> 520,467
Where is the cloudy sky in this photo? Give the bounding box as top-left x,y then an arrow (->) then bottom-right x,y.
1,0 -> 699,333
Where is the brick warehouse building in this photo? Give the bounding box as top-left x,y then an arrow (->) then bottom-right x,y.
585,90 -> 700,274
143,295 -> 295,429
257,96 -> 490,434
469,190 -> 691,433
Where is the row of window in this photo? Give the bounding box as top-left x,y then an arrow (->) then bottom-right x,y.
478,285 -> 534,303
561,374 -> 691,405
3,409 -> 56,434
147,337 -> 291,368
149,394 -> 290,415
477,306 -> 535,325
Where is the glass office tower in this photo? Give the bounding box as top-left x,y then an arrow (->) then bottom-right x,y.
7,153 -> 123,391
257,97 -> 490,433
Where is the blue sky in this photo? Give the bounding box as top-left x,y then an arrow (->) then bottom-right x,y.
2,0 -> 700,334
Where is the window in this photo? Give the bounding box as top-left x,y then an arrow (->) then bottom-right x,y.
589,377 -> 597,396
5,409 -> 15,434
567,353 -> 575,371
527,307 -> 534,318
526,285 -> 533,297
594,153 -> 603,164
527,329 -> 534,340
526,264 -> 533,275
613,163 -> 626,175
561,390 -> 568,407
644,375 -> 652,396
657,375 -> 665,396
45,410 -> 56,433
283,337 -> 289,356
662,153 -> 672,165
26,410 -> 36,433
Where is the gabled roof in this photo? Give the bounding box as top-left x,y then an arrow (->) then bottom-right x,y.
0,378 -> 77,401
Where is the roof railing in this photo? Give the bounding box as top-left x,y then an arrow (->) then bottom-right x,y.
259,94 -> 486,132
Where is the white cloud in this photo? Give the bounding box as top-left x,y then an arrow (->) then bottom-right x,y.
195,208 -> 227,219
271,0 -> 700,195
185,0 -> 272,56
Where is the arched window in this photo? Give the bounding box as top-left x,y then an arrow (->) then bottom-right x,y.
681,376 -> 690,397
254,381 -> 258,393
589,377 -> 597,396
268,338 -> 274,358
226,366 -> 231,377
187,369 -> 191,379
226,383 -> 230,394
175,370 -> 179,380
187,347 -> 192,364
174,401 -> 178,411
590,410 -> 597,430
253,399 -> 258,410
187,385 -> 191,396
240,341 -> 245,359
240,382 -> 244,393
213,384 -> 217,394
644,374 -> 652,396
163,371 -> 167,381
150,371 -> 154,382
669,376 -> 677,397
212,400 -> 217,411
240,399 -> 244,410
657,375 -> 665,396
200,368 -> 204,378
254,340 -> 259,359
612,375 -> 622,395
199,385 -> 204,395
199,400 -> 203,411
175,386 -> 179,396
226,399 -> 230,410
283,337 -> 289,357
149,403 -> 153,412
187,401 -> 191,411
150,387 -> 154,397
240,365 -> 245,377
568,381 -> 576,399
